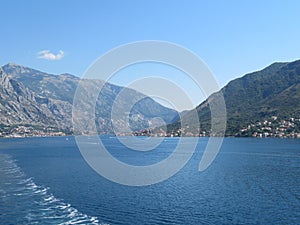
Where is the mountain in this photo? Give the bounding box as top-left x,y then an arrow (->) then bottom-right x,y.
3,59 -> 300,138
0,63 -> 178,136
167,59 -> 300,136
0,67 -> 71,130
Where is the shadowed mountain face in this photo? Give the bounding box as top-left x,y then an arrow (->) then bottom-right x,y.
0,63 -> 179,135
168,59 -> 300,136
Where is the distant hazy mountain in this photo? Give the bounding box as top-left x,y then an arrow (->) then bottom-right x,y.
168,59 -> 300,136
0,63 -> 178,135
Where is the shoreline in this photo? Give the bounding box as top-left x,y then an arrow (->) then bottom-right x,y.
1,134 -> 300,139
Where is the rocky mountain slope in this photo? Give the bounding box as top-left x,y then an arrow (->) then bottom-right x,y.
0,63 -> 178,136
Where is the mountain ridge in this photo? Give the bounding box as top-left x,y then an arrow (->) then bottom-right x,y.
0,63 -> 179,137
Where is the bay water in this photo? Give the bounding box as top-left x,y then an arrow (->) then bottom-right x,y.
0,137 -> 299,224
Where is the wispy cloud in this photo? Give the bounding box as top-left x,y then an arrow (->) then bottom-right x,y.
37,50 -> 64,60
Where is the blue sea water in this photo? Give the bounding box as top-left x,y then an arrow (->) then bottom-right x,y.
0,136 -> 300,224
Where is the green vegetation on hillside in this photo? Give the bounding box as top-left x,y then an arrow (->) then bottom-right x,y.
166,59 -> 300,137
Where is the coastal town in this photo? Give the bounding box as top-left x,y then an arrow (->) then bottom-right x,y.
133,116 -> 300,138
237,116 -> 300,138
0,125 -> 69,138
2,116 -> 300,138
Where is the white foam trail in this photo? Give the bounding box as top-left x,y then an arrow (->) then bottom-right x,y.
0,153 -> 101,225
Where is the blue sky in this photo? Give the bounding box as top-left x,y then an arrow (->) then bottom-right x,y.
1,0 -> 300,109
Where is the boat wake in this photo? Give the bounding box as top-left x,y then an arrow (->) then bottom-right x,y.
0,153 -> 100,225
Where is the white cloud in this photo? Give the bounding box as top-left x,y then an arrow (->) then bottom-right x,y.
37,50 -> 64,60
